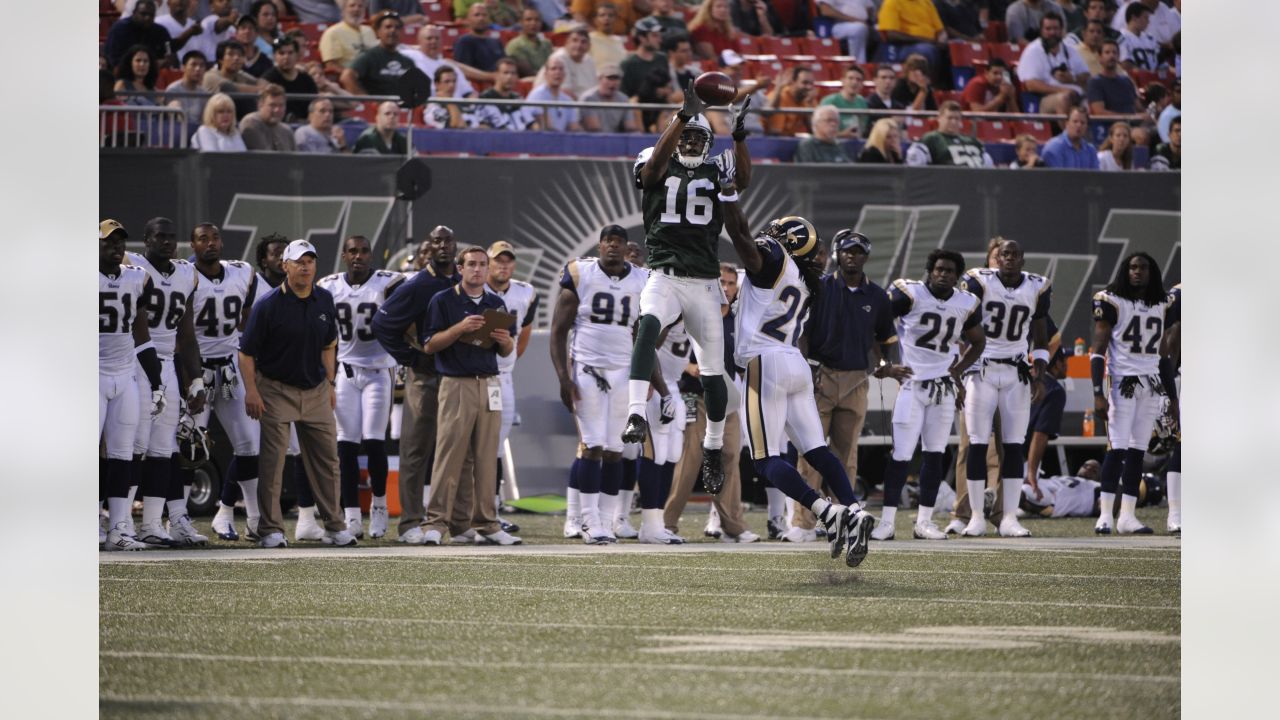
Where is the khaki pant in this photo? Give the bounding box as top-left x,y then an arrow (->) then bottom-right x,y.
255,375 -> 344,536
664,398 -> 746,536
952,412 -> 1007,523
794,368 -> 869,530
397,367 -> 439,534
425,376 -> 501,537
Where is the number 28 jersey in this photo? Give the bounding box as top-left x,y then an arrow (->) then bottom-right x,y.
890,279 -> 982,381
735,236 -> 810,365
317,270 -> 404,370
561,258 -> 648,370
962,269 -> 1051,360
1093,290 -> 1169,377
191,260 -> 258,359
125,252 -> 198,359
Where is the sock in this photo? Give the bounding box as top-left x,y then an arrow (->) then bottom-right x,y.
141,496 -> 166,528
627,382 -> 651,419
580,490 -> 600,524
1099,492 -> 1116,523
602,459 -> 622,496
106,458 -> 132,526
621,459 -> 637,492
765,486 -> 786,521
234,454 -> 261,523
637,458 -> 662,509
345,506 -> 362,524
221,456 -> 243,506
617,489 -> 635,520
1099,448 -> 1124,494
966,443 -> 990,517
882,459 -> 909,509
916,504 -> 934,525
704,420 -> 725,450
166,454 -> 188,518
566,458 -> 581,518
1121,447 -> 1145,498
802,447 -> 857,507
107,496 -> 132,529
881,505 -> 897,526
126,484 -> 139,514
298,505 -> 317,525
640,507 -> 664,533
917,452 -> 945,509
294,458 -> 315,508
1166,471 -> 1181,519
364,439 -> 388,497
578,457 -> 602,494
599,493 -> 618,529
627,315 -> 662,414
1119,493 -> 1138,519
659,462 -> 676,502
372,494 -> 387,510
140,456 -> 169,525
966,480 -> 986,520
1001,478 -> 1022,525
338,441 -> 361,509
754,457 -> 819,507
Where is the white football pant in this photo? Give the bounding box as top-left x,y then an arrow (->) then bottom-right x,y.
335,365 -> 393,443
192,355 -> 260,455
741,350 -> 826,460
646,390 -> 686,464
891,379 -> 958,462
133,357 -> 180,458
962,362 -> 1031,444
639,272 -> 726,377
1107,378 -> 1164,451
573,362 -> 629,453
100,371 -> 139,460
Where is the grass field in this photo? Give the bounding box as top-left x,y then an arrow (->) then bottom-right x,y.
100,508 -> 1180,720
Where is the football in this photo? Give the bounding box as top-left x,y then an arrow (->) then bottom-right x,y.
693,71 -> 738,106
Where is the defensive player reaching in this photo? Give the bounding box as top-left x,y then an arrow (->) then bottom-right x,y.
1163,282 -> 1181,534
621,85 -> 752,494
126,217 -> 209,546
873,250 -> 986,541
317,236 -> 404,539
719,195 -> 875,567
1090,253 -> 1178,535
954,239 -> 1050,538
188,223 -> 261,541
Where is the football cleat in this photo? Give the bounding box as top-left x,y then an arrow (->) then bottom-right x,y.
258,532 -> 288,548
422,529 -> 443,545
944,518 -> 967,535
700,448 -> 725,494
498,517 -> 520,534
211,508 -> 239,541
582,516 -> 614,545
104,522 -> 150,551
766,516 -> 785,540
912,521 -> 947,540
780,526 -> 818,543
1116,515 -> 1153,535
961,517 -> 988,537
614,517 -> 639,539
245,518 -> 261,542
870,518 -> 896,541
621,414 -> 649,444
639,527 -> 685,545
346,516 -> 365,540
169,514 -> 208,546
998,517 -> 1032,538
845,511 -> 875,568
136,521 -> 179,548
478,529 -> 523,546
369,506 -> 389,539
451,529 -> 477,545
817,504 -> 852,559
1094,519 -> 1113,535
720,529 -> 761,543
563,516 -> 583,539
322,529 -> 358,547
1167,522 -> 1181,536
703,519 -> 722,539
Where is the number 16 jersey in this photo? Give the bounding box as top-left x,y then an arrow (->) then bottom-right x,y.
191,260 -> 257,360
561,258 -> 648,370
890,279 -> 982,381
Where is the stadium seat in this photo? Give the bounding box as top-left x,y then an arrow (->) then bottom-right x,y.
760,36 -> 802,56
1012,119 -> 1053,142
1129,69 -> 1159,89
975,120 -> 1014,142
295,22 -> 327,46
948,41 -> 988,90
984,21 -> 1008,43
499,29 -> 518,46
986,42 -> 1022,67
901,116 -> 935,141
549,32 -> 568,47
803,37 -> 841,58
421,2 -> 453,24
815,81 -> 842,100
934,90 -> 963,106
734,35 -> 763,55
157,68 -> 184,88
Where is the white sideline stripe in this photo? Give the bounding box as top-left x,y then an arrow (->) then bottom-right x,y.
100,577 -> 1178,611
100,610 -> 739,633
98,652 -> 1178,685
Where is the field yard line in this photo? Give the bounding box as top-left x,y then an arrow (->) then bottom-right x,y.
100,577 -> 1179,611
98,652 -> 1179,684
100,610 -> 723,633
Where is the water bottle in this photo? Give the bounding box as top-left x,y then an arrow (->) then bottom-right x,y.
1074,337 -> 1086,356
1082,410 -> 1095,437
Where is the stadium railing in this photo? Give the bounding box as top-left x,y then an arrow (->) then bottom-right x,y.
99,105 -> 189,149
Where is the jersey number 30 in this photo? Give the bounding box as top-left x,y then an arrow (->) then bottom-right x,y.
659,176 -> 715,226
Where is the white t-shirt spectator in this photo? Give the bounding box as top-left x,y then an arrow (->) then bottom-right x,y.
399,46 -> 476,98
1097,150 -> 1125,172
1112,1 -> 1180,46
192,126 -> 248,152
535,49 -> 596,102
817,0 -> 875,22
526,85 -> 581,131
1017,38 -> 1089,93
1119,29 -> 1160,71
182,14 -> 236,64
156,14 -> 195,56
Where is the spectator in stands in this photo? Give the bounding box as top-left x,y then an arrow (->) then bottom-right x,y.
961,57 -> 1019,113
580,63 -> 642,132
875,0 -> 946,71
295,97 -> 350,152
192,92 -> 249,151
1118,2 -> 1159,72
1086,39 -> 1136,116
240,83 -> 298,151
1077,0 -> 1121,42
1006,0 -> 1064,43
1149,116 -> 1179,171
767,66 -> 818,137
1096,120 -> 1133,171
479,57 -> 542,129
1040,105 -> 1099,168
934,0 -> 984,42
353,101 -> 409,153
537,27 -> 597,100
648,0 -> 689,39
204,40 -> 265,116
771,0 -> 813,36
424,66 -> 480,128
288,0 -> 343,23
667,34 -> 702,92
731,0 -> 779,38
817,0 -> 876,63
371,0 -> 427,25
156,0 -> 203,59
528,55 -> 585,130
106,0 -> 173,70
306,59 -> 352,96
482,0 -> 522,28
906,100 -> 990,166
403,25 -> 479,96
588,4 -> 628,71
572,0 -> 637,35
857,118 -> 903,163
1010,133 -> 1047,167
891,54 -> 937,112
794,105 -> 852,163
867,63 -> 906,118
235,16 -> 273,76
250,1 -> 283,58
262,37 -> 319,121
321,0 -> 377,74
1112,0 -> 1179,49
506,7 -> 555,77
623,18 -> 676,130
1016,13 -> 1088,115
165,50 -> 211,121
342,10 -> 419,96
689,0 -> 739,63
1157,78 -> 1179,143
1069,19 -> 1106,76
114,45 -> 160,106
455,4 -> 507,73
1058,0 -> 1086,33
186,0 -> 239,68
819,65 -> 870,138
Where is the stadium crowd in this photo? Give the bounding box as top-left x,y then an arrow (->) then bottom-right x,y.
100,0 -> 1180,169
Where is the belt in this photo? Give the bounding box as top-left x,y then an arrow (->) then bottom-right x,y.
201,355 -> 234,368
655,265 -> 713,279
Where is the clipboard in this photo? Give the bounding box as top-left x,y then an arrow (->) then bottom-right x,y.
459,308 -> 516,347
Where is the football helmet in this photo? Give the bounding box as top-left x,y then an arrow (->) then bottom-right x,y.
1149,395 -> 1179,456
675,114 -> 713,168
176,406 -> 211,465
764,216 -> 820,260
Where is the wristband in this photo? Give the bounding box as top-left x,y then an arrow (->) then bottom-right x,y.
1089,353 -> 1106,397
1030,348 -> 1050,365
732,130 -> 748,142
806,359 -> 820,368
717,192 -> 739,202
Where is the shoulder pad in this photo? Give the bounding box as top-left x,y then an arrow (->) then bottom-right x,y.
1092,290 -> 1112,302
512,279 -> 533,290
375,270 -> 397,278
964,268 -> 982,278
319,273 -> 341,283
226,260 -> 248,268
173,258 -> 190,266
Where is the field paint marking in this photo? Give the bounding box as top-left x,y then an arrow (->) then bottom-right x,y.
101,577 -> 1179,612
98,652 -> 1178,685
100,610 -> 718,634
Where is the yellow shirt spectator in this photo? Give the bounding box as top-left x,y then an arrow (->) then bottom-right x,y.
877,0 -> 944,41
320,21 -> 378,69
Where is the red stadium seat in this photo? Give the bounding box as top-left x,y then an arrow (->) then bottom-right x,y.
760,36 -> 802,56
157,67 -> 184,88
815,81 -> 842,100
1129,70 -> 1159,89
984,21 -> 1008,43
948,41 -> 988,68
549,32 -> 569,47
295,22 -> 328,46
499,29 -> 519,46
933,90 -> 963,106
1011,119 -> 1053,142
986,42 -> 1022,67
803,37 -> 840,58
420,2 -> 453,24
975,120 -> 1014,142
734,35 -> 762,55
901,116 -> 935,141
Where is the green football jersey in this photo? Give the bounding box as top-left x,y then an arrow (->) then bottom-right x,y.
915,131 -> 988,167
634,147 -> 733,279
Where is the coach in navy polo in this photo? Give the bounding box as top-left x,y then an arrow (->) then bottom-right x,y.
419,245 -> 521,546
240,239 -> 354,548
794,230 -> 911,534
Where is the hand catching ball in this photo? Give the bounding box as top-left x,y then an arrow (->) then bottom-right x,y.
693,71 -> 738,107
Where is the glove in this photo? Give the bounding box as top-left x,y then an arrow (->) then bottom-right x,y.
150,385 -> 167,418
678,79 -> 707,121
659,395 -> 677,424
730,94 -> 752,142
186,377 -> 206,404
220,364 -> 239,400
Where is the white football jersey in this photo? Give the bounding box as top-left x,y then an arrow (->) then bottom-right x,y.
125,252 -> 199,358
191,260 -> 257,359
1118,28 -> 1160,71
561,258 -> 648,370
890,279 -> 982,381
735,236 -> 810,365
317,270 -> 404,370
99,265 -> 150,375
1093,290 -> 1168,377
487,279 -> 539,373
252,272 -> 278,305
962,269 -> 1051,360
657,320 -> 693,385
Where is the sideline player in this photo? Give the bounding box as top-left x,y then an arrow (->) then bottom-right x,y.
127,217 -> 209,546
872,250 -> 986,541
1090,253 -> 1178,535
189,223 -> 261,540
719,197 -> 875,567
99,219 -> 166,550
1163,282 -> 1181,534
621,86 -> 753,494
318,236 -> 404,539
955,239 -> 1051,538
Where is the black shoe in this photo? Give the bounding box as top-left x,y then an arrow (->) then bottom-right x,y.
621,413 -> 648,444
500,518 -> 521,534
767,517 -> 784,540
701,447 -> 725,494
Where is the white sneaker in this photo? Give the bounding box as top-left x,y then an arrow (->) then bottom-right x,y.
169,514 -> 208,545
780,526 -> 818,543
614,517 -> 639,539
638,526 -> 685,544
369,506 -> 389,538
943,518 -> 966,535
563,516 -> 582,539
136,521 -> 178,548
913,520 -> 947,540
998,517 -> 1032,537
422,529 -> 443,545
961,517 -> 988,537
870,518 -> 896,541
452,529 -> 477,545
294,511 -> 325,541
720,529 -> 761,543
211,508 -> 239,541
346,516 -> 365,540
478,529 -> 523,545
258,532 -> 288,548
104,522 -> 150,551
397,527 -> 427,545
1116,514 -> 1153,535
323,529 -> 359,546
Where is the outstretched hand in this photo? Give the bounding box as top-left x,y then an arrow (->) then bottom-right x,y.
730,94 -> 752,141
680,80 -> 707,119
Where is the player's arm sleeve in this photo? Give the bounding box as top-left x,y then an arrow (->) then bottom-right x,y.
889,281 -> 913,318
744,239 -> 786,289
371,279 -> 424,366
1033,280 -> 1052,319
522,293 -> 541,327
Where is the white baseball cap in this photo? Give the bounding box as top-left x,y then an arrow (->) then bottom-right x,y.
283,239 -> 317,262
